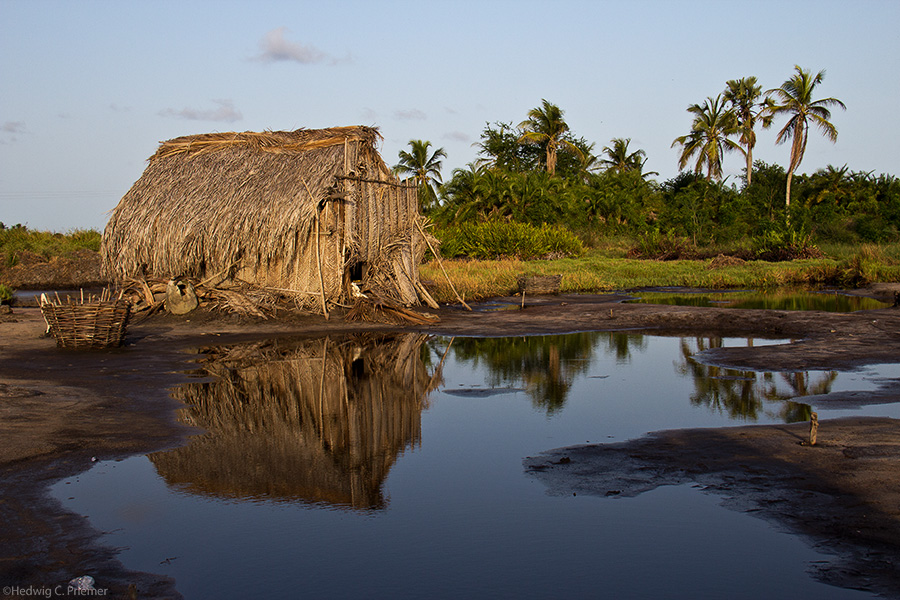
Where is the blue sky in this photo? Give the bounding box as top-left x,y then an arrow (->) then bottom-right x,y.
1,0 -> 898,231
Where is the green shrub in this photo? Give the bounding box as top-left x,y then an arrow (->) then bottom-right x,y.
0,283 -> 12,302
752,228 -> 823,262
436,221 -> 584,260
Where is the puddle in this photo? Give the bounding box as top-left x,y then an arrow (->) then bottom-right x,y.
627,289 -> 889,312
12,288 -> 106,307
53,332 -> 896,598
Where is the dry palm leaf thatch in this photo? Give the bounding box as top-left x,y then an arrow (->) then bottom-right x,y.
118,276 -> 283,319
150,127 -> 381,160
345,293 -> 440,325
102,126 -> 435,315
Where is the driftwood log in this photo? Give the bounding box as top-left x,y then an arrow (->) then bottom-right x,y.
517,274 -> 562,295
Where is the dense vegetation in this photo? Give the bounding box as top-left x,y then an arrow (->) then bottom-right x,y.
0,222 -> 101,267
393,67 -> 898,262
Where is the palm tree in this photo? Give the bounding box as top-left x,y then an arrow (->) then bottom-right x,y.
577,144 -> 601,177
599,138 -> 657,177
723,76 -> 774,186
393,140 -> 447,211
671,95 -> 741,181
517,100 -> 580,176
766,66 -> 846,209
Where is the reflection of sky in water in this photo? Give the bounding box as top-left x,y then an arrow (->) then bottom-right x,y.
52,333 -> 891,600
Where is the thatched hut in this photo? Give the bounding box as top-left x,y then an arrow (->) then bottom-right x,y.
102,126 -> 432,312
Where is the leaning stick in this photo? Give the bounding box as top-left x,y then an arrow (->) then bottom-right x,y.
415,219 -> 471,311
415,279 -> 440,310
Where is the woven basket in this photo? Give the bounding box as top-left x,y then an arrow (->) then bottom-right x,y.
41,300 -> 131,349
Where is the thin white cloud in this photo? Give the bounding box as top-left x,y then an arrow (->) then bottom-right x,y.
443,131 -> 470,143
394,108 -> 427,121
158,99 -> 243,123
254,27 -> 339,65
2,121 -> 26,134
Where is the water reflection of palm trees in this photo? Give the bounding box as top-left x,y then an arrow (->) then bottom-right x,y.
149,333 -> 438,510
677,337 -> 838,422
446,333 -> 652,413
450,334 -> 599,413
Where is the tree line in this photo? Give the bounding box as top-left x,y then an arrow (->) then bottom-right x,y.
394,66 -> 898,253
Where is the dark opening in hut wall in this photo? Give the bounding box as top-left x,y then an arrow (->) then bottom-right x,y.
149,333 -> 438,509
101,126 -> 433,317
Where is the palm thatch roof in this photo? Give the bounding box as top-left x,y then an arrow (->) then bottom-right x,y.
102,126 -> 429,312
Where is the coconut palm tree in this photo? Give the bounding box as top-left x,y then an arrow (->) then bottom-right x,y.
766,66 -> 846,209
671,95 -> 741,181
518,100 -> 580,176
723,76 -> 774,186
599,138 -> 657,177
393,140 -> 447,211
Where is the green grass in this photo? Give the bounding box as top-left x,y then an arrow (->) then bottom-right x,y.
0,225 -> 102,268
420,246 -> 900,303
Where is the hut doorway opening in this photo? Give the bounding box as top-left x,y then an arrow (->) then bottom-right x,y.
348,261 -> 368,283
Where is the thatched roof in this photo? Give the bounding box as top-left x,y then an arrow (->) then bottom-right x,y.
149,126 -> 382,161
101,126 -> 390,282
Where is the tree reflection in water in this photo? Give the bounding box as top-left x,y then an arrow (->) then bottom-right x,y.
149,333 -> 439,511
450,333 -> 600,414
449,333 -> 836,423
677,336 -> 838,422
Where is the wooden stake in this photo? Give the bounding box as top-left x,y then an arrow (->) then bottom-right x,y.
808,412 -> 818,446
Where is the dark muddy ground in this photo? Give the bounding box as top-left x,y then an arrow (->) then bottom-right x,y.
2,285 -> 900,599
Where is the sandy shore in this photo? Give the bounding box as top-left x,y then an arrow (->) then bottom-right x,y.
2,292 -> 900,598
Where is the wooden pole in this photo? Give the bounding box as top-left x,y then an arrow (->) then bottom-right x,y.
808,412 -> 818,446
314,209 -> 329,320
415,219 -> 471,311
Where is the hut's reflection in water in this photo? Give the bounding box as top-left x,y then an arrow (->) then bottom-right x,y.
151,333 -> 438,510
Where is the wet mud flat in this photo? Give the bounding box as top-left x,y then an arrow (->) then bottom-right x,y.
525,417 -> 900,598
2,291 -> 900,598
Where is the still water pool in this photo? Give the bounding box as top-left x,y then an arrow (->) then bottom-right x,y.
53,333 -> 900,599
